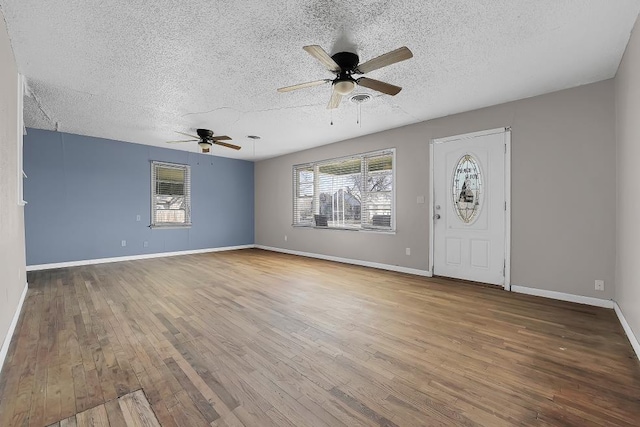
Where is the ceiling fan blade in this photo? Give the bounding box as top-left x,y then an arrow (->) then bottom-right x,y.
356,46 -> 413,74
214,140 -> 242,150
327,86 -> 342,109
166,139 -> 198,143
175,131 -> 199,139
277,79 -> 331,93
303,45 -> 341,73
211,135 -> 232,141
357,77 -> 402,96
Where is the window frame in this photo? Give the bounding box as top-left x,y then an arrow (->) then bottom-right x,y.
150,161 -> 192,228
292,148 -> 396,232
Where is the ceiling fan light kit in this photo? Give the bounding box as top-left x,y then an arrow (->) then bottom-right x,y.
198,140 -> 212,153
334,80 -> 356,95
277,45 -> 413,109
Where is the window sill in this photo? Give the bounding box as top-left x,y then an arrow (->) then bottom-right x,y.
150,224 -> 192,229
292,224 -> 396,234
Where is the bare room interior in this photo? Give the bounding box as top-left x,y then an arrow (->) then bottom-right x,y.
1,1 -> 640,426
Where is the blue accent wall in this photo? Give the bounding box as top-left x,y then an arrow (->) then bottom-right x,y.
24,128 -> 254,265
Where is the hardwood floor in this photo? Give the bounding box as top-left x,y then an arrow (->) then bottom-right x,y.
48,389 -> 160,426
1,248 -> 639,426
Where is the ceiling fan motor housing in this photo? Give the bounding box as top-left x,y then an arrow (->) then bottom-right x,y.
196,128 -> 214,139
331,52 -> 359,72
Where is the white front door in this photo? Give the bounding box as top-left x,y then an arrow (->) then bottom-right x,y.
432,129 -> 509,286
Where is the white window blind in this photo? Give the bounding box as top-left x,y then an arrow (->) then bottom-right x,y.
151,161 -> 191,227
293,149 -> 394,231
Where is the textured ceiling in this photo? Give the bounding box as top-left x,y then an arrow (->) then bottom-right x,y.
2,0 -> 639,160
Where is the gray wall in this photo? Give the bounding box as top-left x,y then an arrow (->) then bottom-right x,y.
256,80 -> 616,300
0,13 -> 27,364
24,129 -> 254,265
615,17 -> 640,342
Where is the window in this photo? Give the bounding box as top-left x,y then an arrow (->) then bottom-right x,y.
293,149 -> 394,231
151,161 -> 191,227
452,154 -> 483,223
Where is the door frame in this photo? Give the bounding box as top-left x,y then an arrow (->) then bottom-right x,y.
429,127 -> 512,290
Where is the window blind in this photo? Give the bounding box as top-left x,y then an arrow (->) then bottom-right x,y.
293,149 -> 394,231
151,161 -> 191,227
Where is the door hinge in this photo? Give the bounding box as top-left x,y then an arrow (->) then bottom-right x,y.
504,143 -> 507,154
504,201 -> 507,211
503,259 -> 506,276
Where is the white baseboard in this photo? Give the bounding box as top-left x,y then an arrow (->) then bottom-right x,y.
614,302 -> 640,361
255,245 -> 432,277
26,244 -> 255,271
511,285 -> 614,308
0,282 -> 28,376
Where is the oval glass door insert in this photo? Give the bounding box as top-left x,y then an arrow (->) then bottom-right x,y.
452,154 -> 483,223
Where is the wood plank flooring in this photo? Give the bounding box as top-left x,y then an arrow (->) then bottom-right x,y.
1,248 -> 639,426
49,389 -> 160,426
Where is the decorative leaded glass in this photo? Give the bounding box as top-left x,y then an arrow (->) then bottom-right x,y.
452,154 -> 483,223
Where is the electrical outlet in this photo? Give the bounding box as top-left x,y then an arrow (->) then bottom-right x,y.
595,280 -> 604,291
136,214 -> 141,221
284,235 -> 288,241
406,248 -> 411,256
121,240 -> 127,247
416,196 -> 425,204
143,241 -> 148,248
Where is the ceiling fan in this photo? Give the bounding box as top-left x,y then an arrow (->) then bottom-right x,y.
166,129 -> 241,153
277,45 -> 413,109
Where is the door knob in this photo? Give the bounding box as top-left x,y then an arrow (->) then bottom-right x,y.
434,214 -> 441,219
435,205 -> 441,210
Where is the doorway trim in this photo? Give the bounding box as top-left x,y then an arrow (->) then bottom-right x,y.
429,127 -> 511,290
